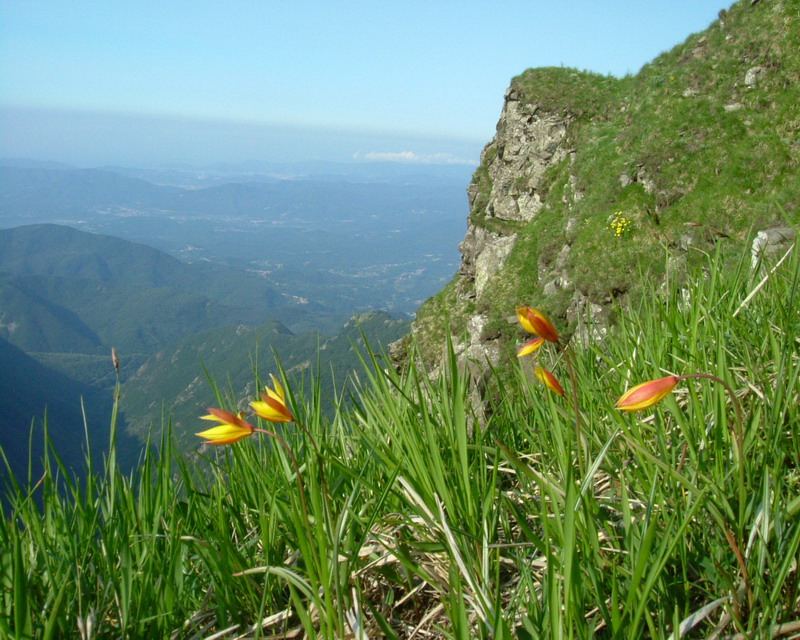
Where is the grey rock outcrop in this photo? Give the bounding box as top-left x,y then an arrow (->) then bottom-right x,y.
480,88 -> 570,223
751,227 -> 795,269
459,226 -> 518,298
401,85 -> 575,392
453,90 -> 572,371
744,65 -> 767,88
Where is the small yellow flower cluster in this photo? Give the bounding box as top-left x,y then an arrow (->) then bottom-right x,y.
609,211 -> 632,238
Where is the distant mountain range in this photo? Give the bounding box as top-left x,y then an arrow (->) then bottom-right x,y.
0,220 -> 412,490
0,159 -> 468,315
98,158 -> 475,188
1,157 -> 475,188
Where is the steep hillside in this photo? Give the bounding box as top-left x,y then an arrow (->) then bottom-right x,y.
0,222 -> 191,287
0,275 -> 105,353
0,273 -> 270,355
121,311 -> 410,453
403,0 -> 798,381
0,337 -> 140,489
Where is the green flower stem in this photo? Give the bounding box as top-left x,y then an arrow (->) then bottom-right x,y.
560,340 -> 587,471
676,372 -> 749,595
253,427 -> 309,525
294,421 -> 331,512
676,373 -> 744,464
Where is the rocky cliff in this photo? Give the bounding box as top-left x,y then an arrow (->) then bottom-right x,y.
396,0 -> 798,387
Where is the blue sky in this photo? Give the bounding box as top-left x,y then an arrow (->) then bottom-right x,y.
0,1 -> 733,166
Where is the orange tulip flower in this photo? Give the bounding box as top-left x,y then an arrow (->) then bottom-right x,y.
196,408 -> 255,445
615,376 -> 680,412
517,336 -> 545,357
250,374 -> 295,423
516,306 -> 559,343
535,366 -> 565,396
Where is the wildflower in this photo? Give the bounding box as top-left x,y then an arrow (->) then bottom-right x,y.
615,375 -> 680,412
609,211 -> 633,238
517,336 -> 545,357
535,366 -> 565,396
250,374 -> 295,423
516,306 -> 559,343
196,408 -> 255,445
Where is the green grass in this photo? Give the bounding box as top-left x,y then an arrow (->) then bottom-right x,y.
2,242 -> 798,638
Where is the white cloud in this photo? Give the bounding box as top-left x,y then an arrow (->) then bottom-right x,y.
353,150 -> 473,165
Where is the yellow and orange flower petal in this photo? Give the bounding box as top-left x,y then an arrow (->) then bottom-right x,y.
616,376 -> 680,412
516,306 -> 559,343
250,375 -> 294,423
517,336 -> 545,357
516,306 -> 538,334
196,407 -> 255,445
534,366 -> 565,396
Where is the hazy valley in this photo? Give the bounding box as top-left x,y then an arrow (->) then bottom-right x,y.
0,159 -> 470,480
0,160 -> 471,316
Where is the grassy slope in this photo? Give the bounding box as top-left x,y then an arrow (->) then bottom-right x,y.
1,237 -> 797,639
413,0 -> 799,363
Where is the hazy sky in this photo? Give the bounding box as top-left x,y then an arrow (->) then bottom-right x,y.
0,1 -> 732,167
